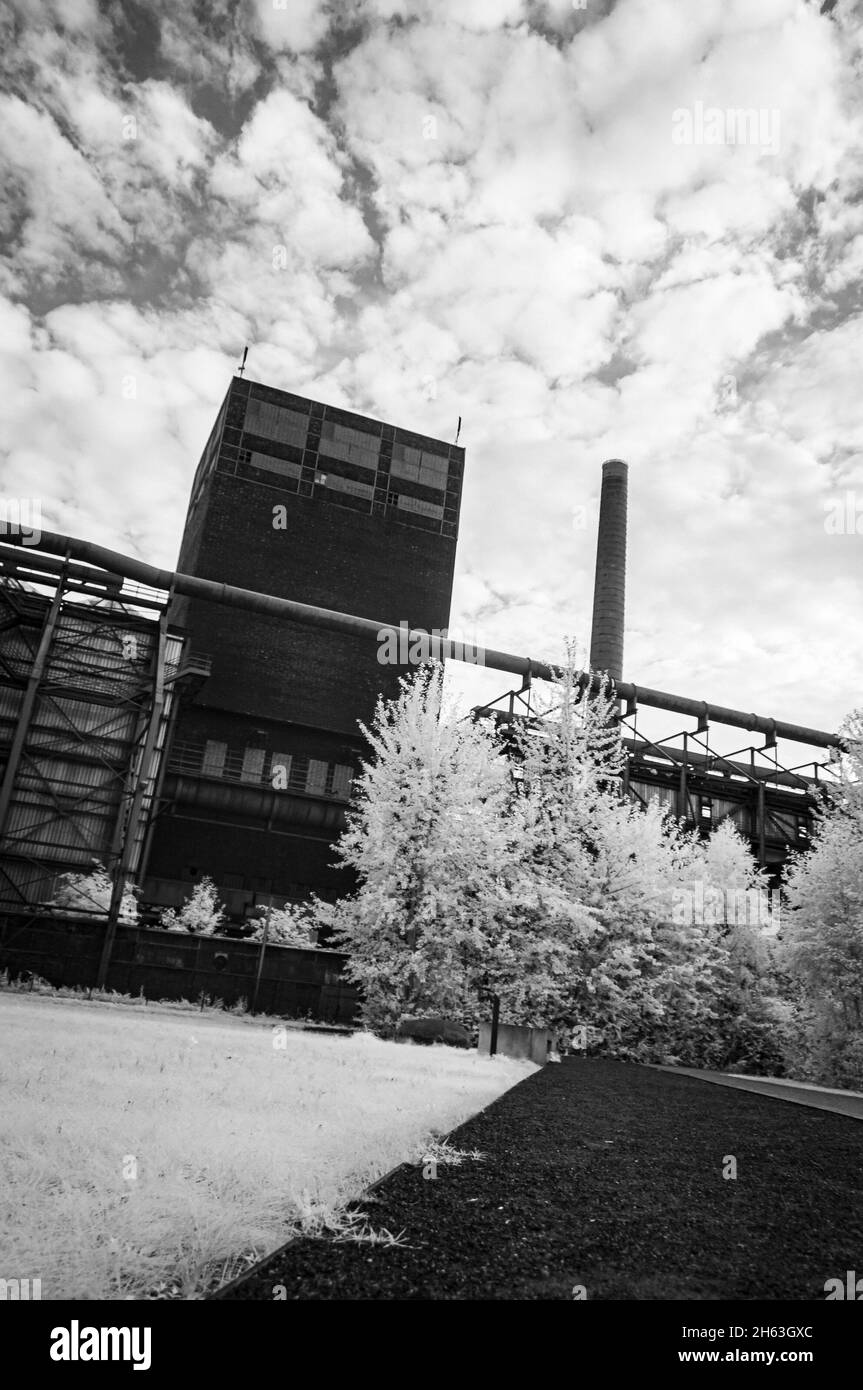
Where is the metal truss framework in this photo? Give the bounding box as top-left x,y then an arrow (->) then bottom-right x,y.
473,677 -> 840,875
0,552 -> 196,936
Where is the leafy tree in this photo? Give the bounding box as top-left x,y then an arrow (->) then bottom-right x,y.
512,654 -> 719,1059
689,819 -> 791,1074
50,861 -> 139,923
513,653 -> 790,1068
247,903 -> 317,947
782,711 -> 863,1085
318,640 -> 848,1081
326,663 -> 554,1032
159,877 -> 225,935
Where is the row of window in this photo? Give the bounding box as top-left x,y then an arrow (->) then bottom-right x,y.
187,741 -> 355,799
242,446 -> 448,521
249,450 -> 302,481
315,470 -> 374,500
390,443 -> 449,490
243,398 -> 309,451
319,420 -> 382,470
312,470 -> 444,517
242,400 -> 451,492
392,493 -> 444,519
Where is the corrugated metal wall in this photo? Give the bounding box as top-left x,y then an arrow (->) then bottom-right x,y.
0,581 -> 180,907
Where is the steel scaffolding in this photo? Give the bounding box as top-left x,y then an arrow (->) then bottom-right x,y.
0,550 -> 192,916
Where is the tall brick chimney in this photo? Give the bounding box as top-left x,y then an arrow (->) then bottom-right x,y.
589,458 -> 628,681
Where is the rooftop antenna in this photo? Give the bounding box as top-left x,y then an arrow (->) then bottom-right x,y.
455,415 -> 462,445
237,346 -> 249,378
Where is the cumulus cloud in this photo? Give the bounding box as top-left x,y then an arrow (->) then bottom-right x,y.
252,0 -> 330,54
1,0 -> 862,742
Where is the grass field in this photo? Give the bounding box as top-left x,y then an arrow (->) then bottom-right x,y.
0,992 -> 533,1300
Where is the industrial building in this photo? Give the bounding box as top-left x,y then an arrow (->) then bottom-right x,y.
0,377 -> 465,926
0,379 -> 842,943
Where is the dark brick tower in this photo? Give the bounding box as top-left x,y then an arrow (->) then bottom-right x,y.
143,376 -> 464,922
589,459 -> 628,682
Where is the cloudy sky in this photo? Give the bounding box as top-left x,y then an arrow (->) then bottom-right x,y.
1,0 -> 861,750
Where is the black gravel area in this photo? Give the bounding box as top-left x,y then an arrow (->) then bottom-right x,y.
212,1059 -> 863,1300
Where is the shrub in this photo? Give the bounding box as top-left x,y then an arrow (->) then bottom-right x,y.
247,903 -> 317,947
50,862 -> 139,923
159,878 -> 225,935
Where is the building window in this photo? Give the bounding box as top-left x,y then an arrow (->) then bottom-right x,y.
202,740 -> 227,777
315,471 -> 374,500
244,398 -> 309,449
395,494 -> 444,520
241,747 -> 266,784
331,764 -> 354,799
319,420 -> 381,472
390,442 -> 449,490
306,759 -> 328,794
246,451 -> 302,480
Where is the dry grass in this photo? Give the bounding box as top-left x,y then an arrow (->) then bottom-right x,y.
0,992 -> 532,1300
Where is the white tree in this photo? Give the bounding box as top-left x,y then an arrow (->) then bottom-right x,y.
782,711 -> 863,1085
247,903 -> 317,947
686,818 -> 792,1074
50,861 -> 139,924
159,877 -> 225,935
326,663 -> 563,1032
516,650 -> 736,1062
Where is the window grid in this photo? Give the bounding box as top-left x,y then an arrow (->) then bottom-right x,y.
241,747 -> 266,783
390,443 -> 449,490
315,471 -> 374,500
169,743 -> 355,801
395,494 -> 444,519
248,450 -> 302,480
306,759 -> 328,794
331,764 -> 354,798
322,421 -> 382,455
232,407 -> 459,536
244,398 -> 309,449
202,740 -> 227,776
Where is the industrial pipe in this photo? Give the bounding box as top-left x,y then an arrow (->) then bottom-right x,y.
0,532 -> 840,750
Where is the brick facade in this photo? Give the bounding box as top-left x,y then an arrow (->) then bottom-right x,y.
144,378 -> 464,921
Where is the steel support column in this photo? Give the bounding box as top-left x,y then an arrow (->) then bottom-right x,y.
757,780 -> 767,867
678,733 -> 689,821
97,615 -> 168,989
0,573 -> 65,844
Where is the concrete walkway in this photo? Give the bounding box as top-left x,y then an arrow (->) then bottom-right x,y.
647,1065 -> 863,1119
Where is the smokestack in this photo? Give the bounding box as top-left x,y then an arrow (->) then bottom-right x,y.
589,458 -> 628,682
